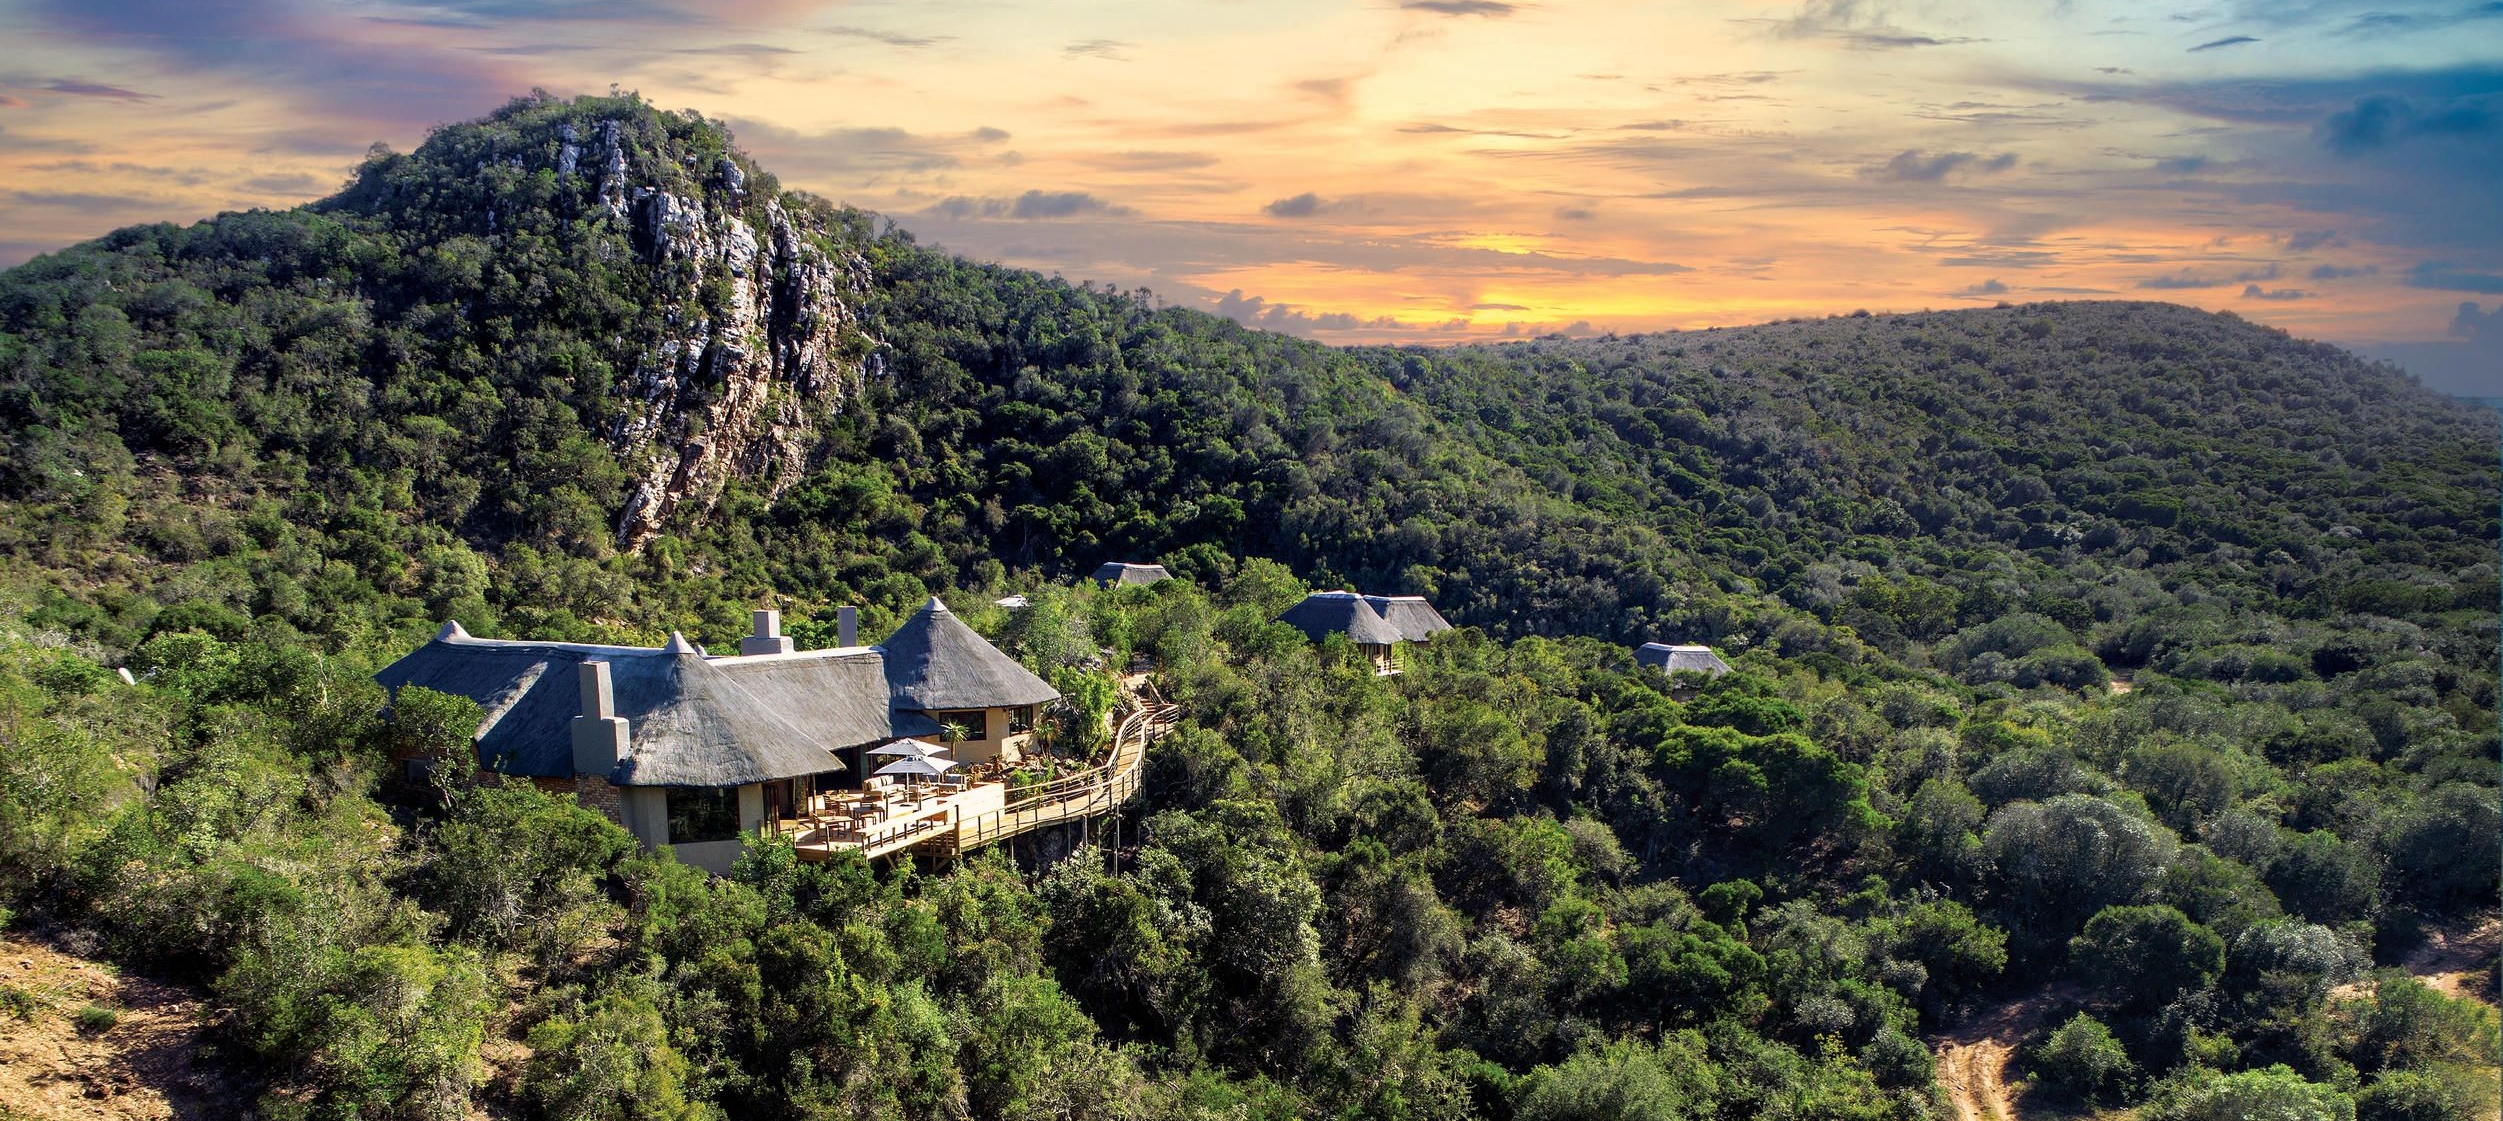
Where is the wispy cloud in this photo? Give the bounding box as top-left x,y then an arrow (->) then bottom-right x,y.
1064,39 -> 1131,61
821,25 -> 948,48
27,79 -> 157,102
2138,264 -> 2283,289
927,190 -> 1134,220
1861,150 -> 2018,182
1742,0 -> 1984,49
29,0 -> 520,129
2188,35 -> 2259,52
1401,0 -> 1517,15
2406,261 -> 2503,292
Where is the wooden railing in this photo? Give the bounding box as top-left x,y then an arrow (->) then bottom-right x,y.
944,700 -> 1175,855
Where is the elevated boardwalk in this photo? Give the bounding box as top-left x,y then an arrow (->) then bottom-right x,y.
789,698 -> 1176,863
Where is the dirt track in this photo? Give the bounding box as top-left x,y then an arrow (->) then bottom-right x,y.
1933,987 -> 2067,1121
2398,916 -> 2500,1004
0,936 -> 241,1120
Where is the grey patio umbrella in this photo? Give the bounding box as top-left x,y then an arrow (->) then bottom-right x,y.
868,738 -> 953,759
873,755 -> 960,786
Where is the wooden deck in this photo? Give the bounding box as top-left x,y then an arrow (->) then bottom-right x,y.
787,699 -> 1176,863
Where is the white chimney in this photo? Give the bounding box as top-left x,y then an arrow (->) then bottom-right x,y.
740,608 -> 794,656
837,605 -> 858,648
571,660 -> 629,775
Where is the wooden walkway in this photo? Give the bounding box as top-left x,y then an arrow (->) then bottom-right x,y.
789,698 -> 1176,863
939,700 -> 1175,856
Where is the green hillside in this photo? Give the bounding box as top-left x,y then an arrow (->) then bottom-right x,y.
0,93 -> 2492,1121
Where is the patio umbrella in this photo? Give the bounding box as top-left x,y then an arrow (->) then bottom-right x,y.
868,738 -> 953,759
874,755 -> 960,787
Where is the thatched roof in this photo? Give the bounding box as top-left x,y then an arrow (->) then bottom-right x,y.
374,623 -> 921,786
1278,592 -> 1404,646
1635,643 -> 1733,676
880,597 -> 1060,710
1363,595 -> 1454,642
1093,562 -> 1172,587
713,649 -> 940,746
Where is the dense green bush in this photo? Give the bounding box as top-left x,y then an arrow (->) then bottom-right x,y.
0,91 -> 2490,1121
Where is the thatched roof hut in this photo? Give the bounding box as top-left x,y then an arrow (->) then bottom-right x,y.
1363,595 -> 1454,642
880,597 -> 1061,711
1093,562 -> 1172,587
1635,643 -> 1733,676
1277,592 -> 1405,646
373,623 -> 902,786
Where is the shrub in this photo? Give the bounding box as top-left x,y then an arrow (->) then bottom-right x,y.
2032,1012 -> 2134,1101
74,1004 -> 118,1034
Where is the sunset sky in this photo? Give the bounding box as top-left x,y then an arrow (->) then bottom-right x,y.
1,0 -> 2497,390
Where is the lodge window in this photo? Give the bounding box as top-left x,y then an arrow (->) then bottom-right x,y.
666,787 -> 741,844
1008,705 -> 1035,733
930,711 -> 986,741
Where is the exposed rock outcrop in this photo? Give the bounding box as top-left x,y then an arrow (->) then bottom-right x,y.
567,121 -> 874,552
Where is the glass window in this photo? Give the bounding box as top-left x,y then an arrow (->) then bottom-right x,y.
666,787 -> 741,844
1008,705 -> 1034,733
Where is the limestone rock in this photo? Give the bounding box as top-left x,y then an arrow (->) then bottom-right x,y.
596,139 -> 869,552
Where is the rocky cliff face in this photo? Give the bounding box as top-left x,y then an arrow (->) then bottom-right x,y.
564,119 -> 873,552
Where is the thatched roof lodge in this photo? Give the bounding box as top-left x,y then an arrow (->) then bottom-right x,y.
375,604 -> 1057,872
881,597 -> 1061,766
1277,591 -> 1422,675
1635,642 -> 1733,677
1363,595 -> 1454,642
1093,561 -> 1172,587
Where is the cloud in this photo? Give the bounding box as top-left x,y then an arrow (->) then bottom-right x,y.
0,124 -> 95,154
1954,278 -> 2010,297
1401,0 -> 1516,14
1744,0 -> 1984,49
822,25 -> 947,48
2241,283 -> 2310,299
1064,39 -> 1131,60
32,79 -> 156,101
2337,3 -> 2503,36
1938,250 -> 2060,268
2309,263 -> 2379,279
1264,192 -> 1326,218
2406,261 -> 2503,292
28,0 -> 522,130
927,190 -> 1133,220
2032,65 -> 2503,256
1862,149 -> 2019,182
1293,76 -> 1362,106
721,119 -> 1010,179
2138,264 -> 2282,289
2152,155 -> 2209,173
2285,229 -> 2342,250
2453,300 -> 2502,339
2316,91 -> 2500,155
2355,300 -> 2503,395
1553,205 -> 1594,220
1080,150 -> 1220,172
1211,289 -> 1409,332
2189,35 -> 2259,51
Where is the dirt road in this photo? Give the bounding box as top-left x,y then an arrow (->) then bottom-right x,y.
0,936 -> 241,1120
1933,987 -> 2068,1121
